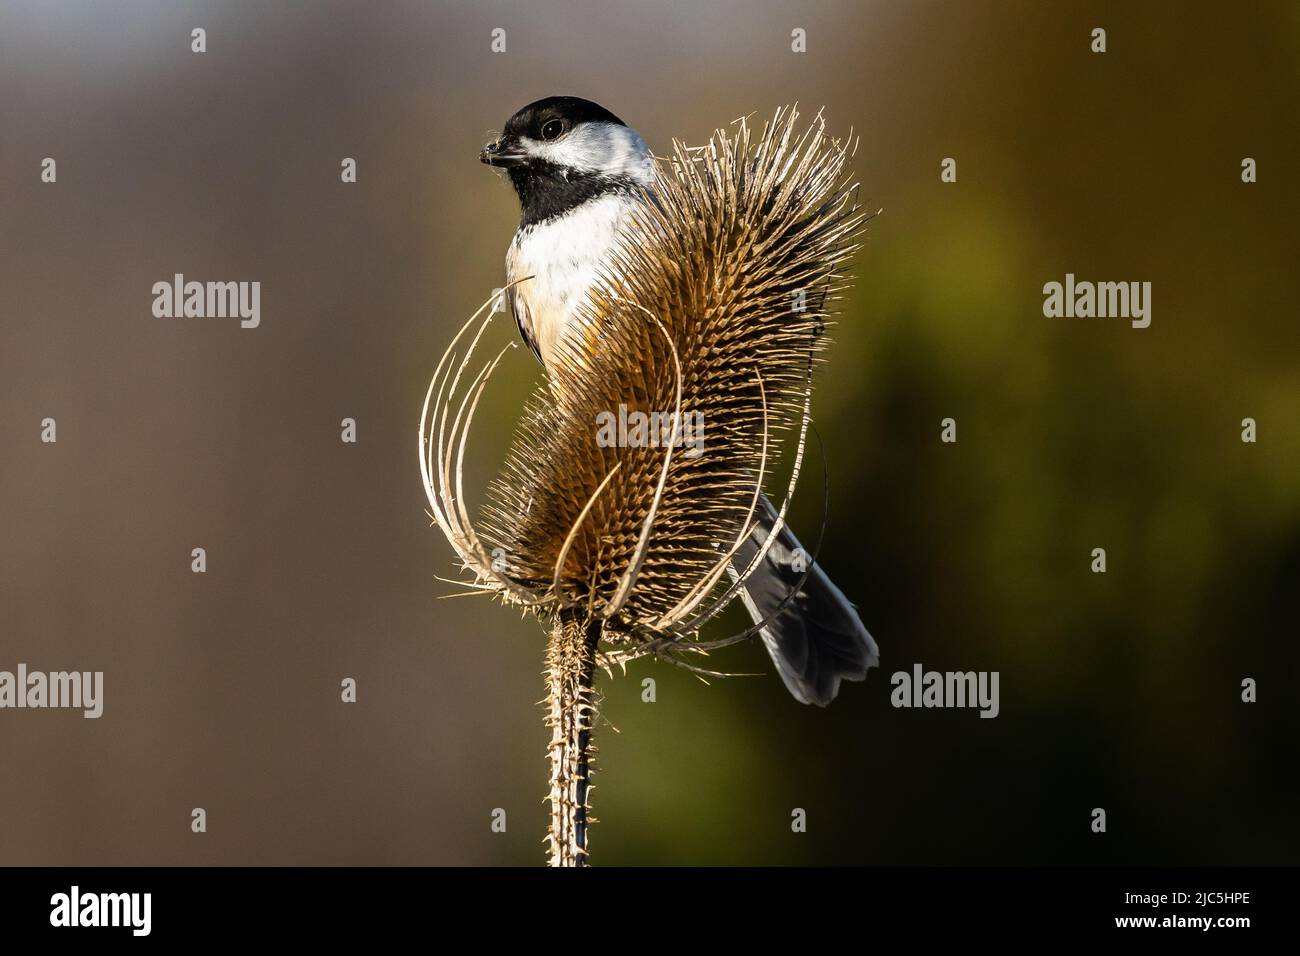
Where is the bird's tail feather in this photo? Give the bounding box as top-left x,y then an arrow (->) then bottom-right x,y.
730,495 -> 878,706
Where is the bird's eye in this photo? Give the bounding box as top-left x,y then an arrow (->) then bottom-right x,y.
540,119 -> 566,141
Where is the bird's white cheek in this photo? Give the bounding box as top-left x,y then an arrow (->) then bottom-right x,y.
521,123 -> 652,183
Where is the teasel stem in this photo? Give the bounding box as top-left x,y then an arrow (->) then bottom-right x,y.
544,609 -> 601,866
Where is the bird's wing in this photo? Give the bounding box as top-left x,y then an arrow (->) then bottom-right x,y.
508,281 -> 543,364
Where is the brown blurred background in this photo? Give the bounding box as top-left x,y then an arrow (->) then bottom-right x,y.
1,0 -> 1297,865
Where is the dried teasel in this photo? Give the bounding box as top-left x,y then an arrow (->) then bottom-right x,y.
420,106 -> 868,866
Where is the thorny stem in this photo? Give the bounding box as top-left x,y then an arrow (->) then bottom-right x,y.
545,610 -> 601,867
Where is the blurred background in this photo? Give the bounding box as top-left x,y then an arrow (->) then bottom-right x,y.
1,0 -> 1297,865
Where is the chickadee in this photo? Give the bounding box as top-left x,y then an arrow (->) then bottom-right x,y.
481,95 -> 878,705
479,96 -> 653,368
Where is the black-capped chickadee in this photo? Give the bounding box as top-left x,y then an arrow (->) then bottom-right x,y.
480,95 -> 878,705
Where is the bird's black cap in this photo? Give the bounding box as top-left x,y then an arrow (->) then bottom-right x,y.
502,96 -> 627,140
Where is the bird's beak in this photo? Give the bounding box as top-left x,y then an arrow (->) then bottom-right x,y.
480,138 -> 528,168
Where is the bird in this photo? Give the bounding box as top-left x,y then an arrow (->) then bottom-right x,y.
479,95 -> 878,706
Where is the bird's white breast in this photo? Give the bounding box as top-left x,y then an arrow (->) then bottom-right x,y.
506,192 -> 635,369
